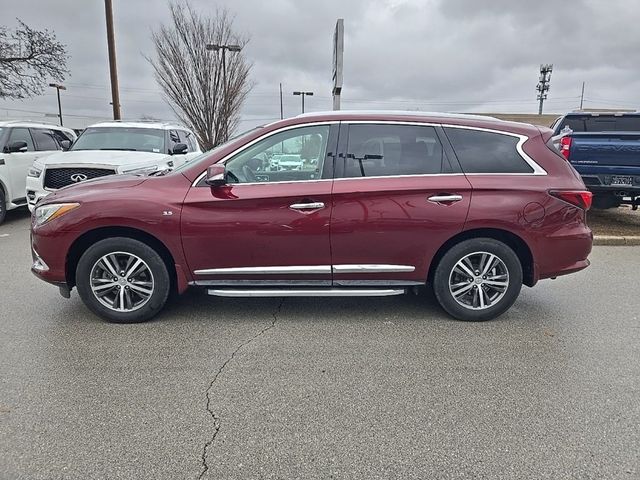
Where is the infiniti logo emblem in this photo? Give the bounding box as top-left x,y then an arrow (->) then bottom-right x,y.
70,173 -> 88,182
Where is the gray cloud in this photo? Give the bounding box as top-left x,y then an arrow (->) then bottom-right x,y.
1,0 -> 639,129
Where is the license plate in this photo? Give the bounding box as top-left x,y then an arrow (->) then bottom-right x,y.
611,175 -> 633,186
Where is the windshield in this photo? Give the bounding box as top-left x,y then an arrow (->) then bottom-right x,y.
71,127 -> 166,153
171,126 -> 264,174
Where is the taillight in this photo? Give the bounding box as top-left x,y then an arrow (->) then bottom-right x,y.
550,190 -> 593,210
559,136 -> 572,160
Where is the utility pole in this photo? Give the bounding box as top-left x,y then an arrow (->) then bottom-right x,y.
293,91 -> 313,114
580,81 -> 585,110
104,0 -> 121,120
279,83 -> 284,119
536,64 -> 553,115
206,43 -> 242,142
48,83 -> 66,126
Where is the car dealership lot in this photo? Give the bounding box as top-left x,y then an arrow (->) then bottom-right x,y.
1,210 -> 639,479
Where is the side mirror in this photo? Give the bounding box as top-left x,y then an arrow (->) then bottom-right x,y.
172,143 -> 188,155
60,139 -> 71,151
205,164 -> 226,187
8,141 -> 28,153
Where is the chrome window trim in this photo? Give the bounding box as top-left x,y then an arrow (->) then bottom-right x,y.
192,121 -> 339,187
343,120 -> 547,176
332,264 -> 415,273
333,173 -> 464,182
193,119 -> 547,186
194,265 -> 332,275
210,179 -> 333,187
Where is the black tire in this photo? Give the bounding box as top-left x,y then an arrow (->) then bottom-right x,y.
432,238 -> 523,322
0,189 -> 6,225
76,237 -> 170,323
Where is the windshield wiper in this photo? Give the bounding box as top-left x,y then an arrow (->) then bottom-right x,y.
148,168 -> 173,176
98,148 -> 138,151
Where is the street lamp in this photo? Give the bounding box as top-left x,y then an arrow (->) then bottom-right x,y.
293,91 -> 314,114
206,43 -> 242,142
48,83 -> 66,126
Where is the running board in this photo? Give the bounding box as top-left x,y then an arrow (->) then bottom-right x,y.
207,288 -> 406,297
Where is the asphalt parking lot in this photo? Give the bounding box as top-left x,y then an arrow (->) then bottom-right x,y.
1,209 -> 639,480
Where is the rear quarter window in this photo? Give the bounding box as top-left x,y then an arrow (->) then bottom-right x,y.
444,128 -> 534,174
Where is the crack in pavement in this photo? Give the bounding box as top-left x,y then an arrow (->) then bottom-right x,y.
198,298 -> 285,480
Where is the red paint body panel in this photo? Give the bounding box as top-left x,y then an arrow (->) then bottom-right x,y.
330,175 -> 472,281
180,181 -> 333,281
31,174 -> 193,287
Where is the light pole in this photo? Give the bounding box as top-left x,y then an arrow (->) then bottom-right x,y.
206,43 -> 242,142
104,0 -> 121,120
48,83 -> 66,126
293,91 -> 314,114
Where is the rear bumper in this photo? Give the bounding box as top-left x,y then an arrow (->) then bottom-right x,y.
533,225 -> 593,283
579,174 -> 640,197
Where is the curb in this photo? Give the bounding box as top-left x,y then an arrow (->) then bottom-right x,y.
593,235 -> 640,246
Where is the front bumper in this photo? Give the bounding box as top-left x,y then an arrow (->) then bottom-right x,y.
25,175 -> 50,212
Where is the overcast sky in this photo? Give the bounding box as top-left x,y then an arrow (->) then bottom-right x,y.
1,0 -> 639,129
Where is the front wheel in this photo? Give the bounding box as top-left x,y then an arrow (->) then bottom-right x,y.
76,237 -> 170,323
433,238 -> 523,322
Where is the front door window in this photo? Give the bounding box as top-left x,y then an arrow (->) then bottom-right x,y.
225,125 -> 330,184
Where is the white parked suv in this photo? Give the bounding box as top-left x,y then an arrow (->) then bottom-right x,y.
0,121 -> 77,224
26,120 -> 201,211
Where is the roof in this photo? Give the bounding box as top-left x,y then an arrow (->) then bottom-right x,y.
0,120 -> 76,133
296,110 -> 500,122
87,120 -> 191,130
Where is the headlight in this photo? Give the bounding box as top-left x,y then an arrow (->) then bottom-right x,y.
28,163 -> 43,178
34,203 -> 80,227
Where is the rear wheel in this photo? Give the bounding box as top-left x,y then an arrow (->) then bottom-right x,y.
433,238 -> 522,321
76,237 -> 170,323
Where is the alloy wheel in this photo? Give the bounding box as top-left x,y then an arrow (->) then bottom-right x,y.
90,252 -> 155,312
448,251 -> 509,310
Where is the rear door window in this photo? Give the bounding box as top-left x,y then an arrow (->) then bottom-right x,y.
344,124 -> 446,177
444,128 -> 533,174
31,129 -> 62,151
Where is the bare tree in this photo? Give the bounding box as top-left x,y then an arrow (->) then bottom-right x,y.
0,19 -> 68,100
148,2 -> 251,150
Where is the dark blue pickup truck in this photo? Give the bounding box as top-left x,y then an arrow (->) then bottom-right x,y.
551,112 -> 640,209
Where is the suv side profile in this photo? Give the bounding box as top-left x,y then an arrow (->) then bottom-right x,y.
0,121 -> 76,224
25,120 -> 201,210
30,111 -> 593,323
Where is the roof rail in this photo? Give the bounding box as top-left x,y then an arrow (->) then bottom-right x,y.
295,110 -> 499,121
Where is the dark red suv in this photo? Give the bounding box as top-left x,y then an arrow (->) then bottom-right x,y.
30,111 -> 593,323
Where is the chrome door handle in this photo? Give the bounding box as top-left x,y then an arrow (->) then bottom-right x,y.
289,202 -> 325,210
428,194 -> 463,204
